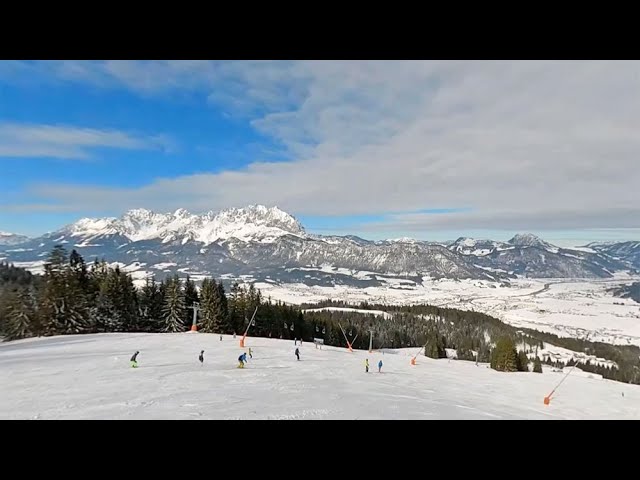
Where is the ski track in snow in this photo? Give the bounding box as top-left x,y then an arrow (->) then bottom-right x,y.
1,332 -> 639,419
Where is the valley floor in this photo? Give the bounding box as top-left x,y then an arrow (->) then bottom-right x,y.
256,272 -> 640,347
1,332 -> 638,419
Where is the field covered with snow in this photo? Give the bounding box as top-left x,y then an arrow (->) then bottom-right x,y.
1,332 -> 639,419
255,272 -> 640,347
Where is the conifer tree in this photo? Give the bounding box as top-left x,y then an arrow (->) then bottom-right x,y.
163,275 -> 185,332
517,350 -> 530,372
94,269 -> 123,332
200,278 -> 225,333
40,245 -> 90,335
216,281 -> 231,332
117,268 -> 139,331
490,337 -> 518,372
139,277 -> 163,332
533,356 -> 543,373
4,287 -> 34,341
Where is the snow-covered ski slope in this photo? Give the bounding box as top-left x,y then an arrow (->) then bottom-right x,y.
1,332 -> 638,419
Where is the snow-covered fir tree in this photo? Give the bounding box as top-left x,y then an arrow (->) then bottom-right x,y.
162,275 -> 186,332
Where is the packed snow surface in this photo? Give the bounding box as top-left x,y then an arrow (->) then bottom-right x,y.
1,333 -> 638,419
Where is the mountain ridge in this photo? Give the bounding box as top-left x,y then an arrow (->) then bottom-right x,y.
1,205 -> 637,285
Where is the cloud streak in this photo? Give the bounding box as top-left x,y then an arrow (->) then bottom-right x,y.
0,122 -> 173,159
2,60 -> 640,233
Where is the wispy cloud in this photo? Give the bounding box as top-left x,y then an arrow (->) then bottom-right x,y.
0,122 -> 174,159
3,61 -> 640,232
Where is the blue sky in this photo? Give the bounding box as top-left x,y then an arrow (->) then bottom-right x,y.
1,60 -> 639,246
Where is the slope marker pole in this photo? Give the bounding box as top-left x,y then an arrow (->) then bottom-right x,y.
240,306 -> 258,348
544,357 -> 579,405
411,344 -> 425,365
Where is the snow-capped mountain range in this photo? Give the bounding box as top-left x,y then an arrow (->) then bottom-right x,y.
66,205 -> 305,246
0,231 -> 30,246
0,205 -> 637,286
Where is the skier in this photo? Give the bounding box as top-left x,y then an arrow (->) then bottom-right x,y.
233,332 -> 236,339
238,354 -> 245,369
365,358 -> 369,373
248,347 -> 253,359
219,335 -> 222,341
130,351 -> 139,368
199,350 -> 204,365
378,359 -> 383,373
295,347 -> 300,361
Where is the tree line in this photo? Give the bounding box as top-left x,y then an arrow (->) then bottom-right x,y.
0,246 -> 314,343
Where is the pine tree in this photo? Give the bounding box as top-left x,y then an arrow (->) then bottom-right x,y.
229,282 -> 246,333
490,337 -> 518,372
517,350 -> 530,372
69,249 -> 91,294
139,277 -> 163,332
533,356 -> 543,373
94,269 -> 124,332
216,281 -> 231,332
40,246 -> 90,335
117,269 -> 139,331
424,328 -> 446,359
163,275 -> 185,332
200,278 -> 227,333
4,287 -> 34,341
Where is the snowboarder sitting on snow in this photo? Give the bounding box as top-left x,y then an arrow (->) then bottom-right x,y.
378,360 -> 383,373
365,358 -> 369,373
130,351 -> 139,368
295,347 -> 300,361
199,350 -> 204,365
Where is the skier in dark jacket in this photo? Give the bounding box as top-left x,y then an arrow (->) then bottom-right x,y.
295,347 -> 300,361
378,360 -> 383,373
238,354 -> 245,369
130,351 -> 139,368
199,350 -> 204,365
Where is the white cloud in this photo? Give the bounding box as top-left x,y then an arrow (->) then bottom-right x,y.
3,60 -> 640,232
0,123 -> 173,159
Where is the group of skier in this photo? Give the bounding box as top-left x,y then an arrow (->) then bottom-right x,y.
129,341 -> 385,374
364,358 -> 383,373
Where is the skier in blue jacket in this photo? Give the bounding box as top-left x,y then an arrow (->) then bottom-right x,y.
378,359 -> 383,373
